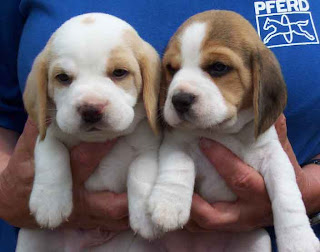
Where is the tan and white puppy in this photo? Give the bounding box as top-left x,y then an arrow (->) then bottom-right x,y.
148,10 -> 320,252
17,13 -> 161,251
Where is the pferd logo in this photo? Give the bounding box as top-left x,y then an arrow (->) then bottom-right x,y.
254,0 -> 319,48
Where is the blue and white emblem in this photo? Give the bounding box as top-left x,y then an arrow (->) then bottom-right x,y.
254,0 -> 319,48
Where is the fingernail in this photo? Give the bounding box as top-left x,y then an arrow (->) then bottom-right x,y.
199,138 -> 214,149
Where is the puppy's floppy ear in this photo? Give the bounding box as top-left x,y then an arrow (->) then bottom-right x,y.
23,46 -> 49,140
252,46 -> 287,138
138,42 -> 161,135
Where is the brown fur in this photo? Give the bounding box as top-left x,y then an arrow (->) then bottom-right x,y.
252,47 -> 287,137
161,10 -> 287,136
200,46 -> 252,112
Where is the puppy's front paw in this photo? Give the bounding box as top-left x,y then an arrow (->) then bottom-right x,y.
130,210 -> 162,240
29,186 -> 73,228
277,227 -> 320,252
148,192 -> 191,232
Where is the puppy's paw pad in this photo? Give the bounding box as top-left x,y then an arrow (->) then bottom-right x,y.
29,189 -> 72,228
148,198 -> 189,232
130,212 -> 162,240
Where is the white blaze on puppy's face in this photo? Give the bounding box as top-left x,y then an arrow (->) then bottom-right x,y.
164,22 -> 231,129
46,14 -> 142,135
180,22 -> 206,67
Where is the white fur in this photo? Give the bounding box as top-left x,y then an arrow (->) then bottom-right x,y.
49,14 -> 137,136
164,23 -> 231,129
17,13 -> 161,252
164,68 -> 230,128
148,21 -> 320,252
181,22 -> 206,67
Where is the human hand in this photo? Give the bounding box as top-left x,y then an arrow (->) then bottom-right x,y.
186,138 -> 272,232
0,118 -> 128,231
274,114 -> 320,214
186,114 -> 315,232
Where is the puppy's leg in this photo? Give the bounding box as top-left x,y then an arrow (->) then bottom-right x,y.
30,127 -> 72,228
148,132 -> 195,232
128,149 -> 160,240
257,135 -> 319,251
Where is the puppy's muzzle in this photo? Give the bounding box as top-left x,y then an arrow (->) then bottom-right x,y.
77,104 -> 106,124
172,92 -> 195,114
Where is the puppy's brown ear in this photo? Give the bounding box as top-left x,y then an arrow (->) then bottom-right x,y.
252,46 -> 287,138
139,42 -> 161,135
23,47 -> 49,140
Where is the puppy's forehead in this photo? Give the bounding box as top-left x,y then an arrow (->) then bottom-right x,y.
51,13 -> 136,58
180,22 -> 207,67
167,10 -> 261,66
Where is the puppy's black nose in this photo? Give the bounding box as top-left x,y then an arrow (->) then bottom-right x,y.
172,93 -> 195,114
78,105 -> 103,123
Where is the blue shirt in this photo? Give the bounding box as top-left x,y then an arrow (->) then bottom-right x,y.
1,0 -> 319,251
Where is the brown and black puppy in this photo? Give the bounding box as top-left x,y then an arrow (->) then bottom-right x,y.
148,10 -> 319,252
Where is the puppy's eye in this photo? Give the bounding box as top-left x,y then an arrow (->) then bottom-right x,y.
166,64 -> 178,76
112,69 -> 128,78
56,73 -> 72,85
206,62 -> 231,77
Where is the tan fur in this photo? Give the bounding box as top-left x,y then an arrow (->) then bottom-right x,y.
23,45 -> 50,140
107,46 -> 141,92
162,10 -> 287,136
200,46 -> 252,112
81,16 -> 95,24
124,30 -> 161,135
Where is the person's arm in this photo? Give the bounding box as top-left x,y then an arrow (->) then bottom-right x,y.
0,128 -> 19,172
186,115 -> 320,232
0,119 -> 129,230
0,0 -> 28,134
299,154 -> 320,215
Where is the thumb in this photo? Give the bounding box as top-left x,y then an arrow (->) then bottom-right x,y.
71,139 -> 117,184
199,138 -> 266,198
191,194 -> 240,230
275,113 -> 287,146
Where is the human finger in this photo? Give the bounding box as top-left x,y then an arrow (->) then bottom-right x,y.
199,139 -> 266,199
71,139 -> 117,184
190,194 -> 240,231
84,191 -> 128,220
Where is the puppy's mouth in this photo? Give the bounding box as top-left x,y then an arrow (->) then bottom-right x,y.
86,126 -> 102,132
82,123 -> 107,132
167,111 -> 197,129
170,109 -> 233,130
177,111 -> 194,123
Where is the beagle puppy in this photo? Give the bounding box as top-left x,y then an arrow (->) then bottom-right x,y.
17,13 -> 161,251
148,10 -> 319,252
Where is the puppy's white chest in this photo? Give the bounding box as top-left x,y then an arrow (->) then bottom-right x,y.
85,119 -> 159,194
187,130 -> 263,203
188,140 -> 237,203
